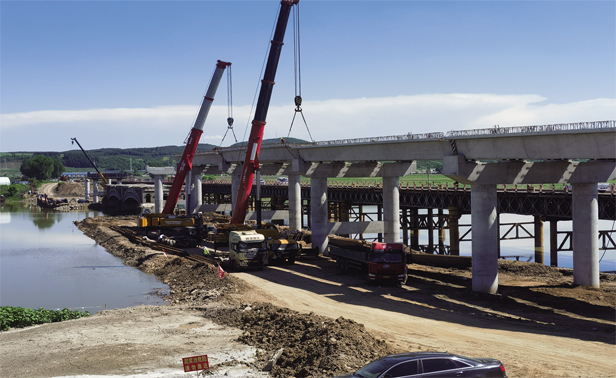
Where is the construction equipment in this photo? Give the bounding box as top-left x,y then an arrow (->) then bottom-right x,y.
140,60 -> 231,236
162,60 -> 231,215
228,229 -> 268,270
255,224 -> 300,264
70,138 -> 108,187
329,242 -> 409,285
231,0 -> 299,224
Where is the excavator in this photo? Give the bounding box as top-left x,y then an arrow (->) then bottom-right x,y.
139,60 -> 231,242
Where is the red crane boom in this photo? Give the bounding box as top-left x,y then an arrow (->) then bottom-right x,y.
231,0 -> 299,224
162,60 -> 231,214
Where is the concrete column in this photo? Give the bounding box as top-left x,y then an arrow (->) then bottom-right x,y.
471,184 -> 499,294
383,176 -> 401,243
189,167 -> 204,214
310,177 -> 328,256
85,180 -> 90,201
93,180 -> 99,203
438,208 -> 446,254
572,183 -> 599,287
534,216 -> 544,264
152,175 -> 165,213
288,174 -> 302,230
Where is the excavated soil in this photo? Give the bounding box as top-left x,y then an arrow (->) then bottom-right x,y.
2,214 -> 615,378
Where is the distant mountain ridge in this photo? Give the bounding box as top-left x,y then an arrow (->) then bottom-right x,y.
1,138 -> 309,172
1,144 -> 218,172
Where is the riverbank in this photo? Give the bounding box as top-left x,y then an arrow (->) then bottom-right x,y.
1,215 -> 614,378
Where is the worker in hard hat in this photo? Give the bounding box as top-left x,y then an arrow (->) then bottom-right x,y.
202,246 -> 210,257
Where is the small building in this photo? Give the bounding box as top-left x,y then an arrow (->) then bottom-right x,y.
0,177 -> 10,186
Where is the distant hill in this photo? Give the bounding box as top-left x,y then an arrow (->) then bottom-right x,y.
0,144 -> 217,173
1,138 -> 311,173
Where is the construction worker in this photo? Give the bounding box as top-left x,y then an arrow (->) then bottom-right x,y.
202,246 -> 210,257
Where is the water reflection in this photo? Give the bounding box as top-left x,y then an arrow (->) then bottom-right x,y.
0,205 -> 168,313
32,211 -> 57,229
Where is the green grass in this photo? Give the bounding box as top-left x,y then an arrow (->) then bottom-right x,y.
0,306 -> 90,331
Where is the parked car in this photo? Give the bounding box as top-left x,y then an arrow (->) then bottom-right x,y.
333,352 -> 507,378
277,177 -> 289,184
253,179 -> 265,185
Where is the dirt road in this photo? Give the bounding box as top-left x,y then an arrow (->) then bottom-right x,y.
234,259 -> 616,378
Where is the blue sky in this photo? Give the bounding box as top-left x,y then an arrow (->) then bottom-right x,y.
1,0 -> 615,152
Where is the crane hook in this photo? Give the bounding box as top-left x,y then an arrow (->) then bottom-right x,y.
227,117 -> 234,128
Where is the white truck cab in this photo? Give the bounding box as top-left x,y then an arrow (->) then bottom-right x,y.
228,230 -> 268,270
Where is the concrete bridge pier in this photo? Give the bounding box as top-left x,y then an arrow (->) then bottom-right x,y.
311,177 -> 329,256
189,167 -> 204,214
147,167 -> 176,213
93,180 -> 100,203
288,173 -> 302,230
151,175 -> 165,213
572,183 -> 599,287
85,180 -> 90,201
383,176 -> 401,243
471,184 -> 499,294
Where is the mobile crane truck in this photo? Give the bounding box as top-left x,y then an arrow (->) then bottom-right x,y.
139,60 -> 231,243
329,242 -> 409,285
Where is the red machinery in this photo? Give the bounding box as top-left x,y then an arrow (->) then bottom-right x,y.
162,60 -> 231,214
231,0 -> 299,224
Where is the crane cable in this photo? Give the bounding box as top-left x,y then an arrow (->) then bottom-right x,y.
219,65 -> 238,146
287,2 -> 314,142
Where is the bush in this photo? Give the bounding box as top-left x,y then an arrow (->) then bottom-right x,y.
0,306 -> 90,331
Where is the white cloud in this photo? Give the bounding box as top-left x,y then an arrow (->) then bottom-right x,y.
1,94 -> 614,152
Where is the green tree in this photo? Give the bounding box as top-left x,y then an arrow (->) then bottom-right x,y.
52,156 -> 64,179
20,155 -> 54,180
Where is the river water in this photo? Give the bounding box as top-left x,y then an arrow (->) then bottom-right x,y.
0,202 -> 168,314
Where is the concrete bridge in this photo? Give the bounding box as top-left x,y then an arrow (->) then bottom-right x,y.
148,121 -> 615,293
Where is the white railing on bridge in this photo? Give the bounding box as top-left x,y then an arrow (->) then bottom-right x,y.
446,120 -> 615,137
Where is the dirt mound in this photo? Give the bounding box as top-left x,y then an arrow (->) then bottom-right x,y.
211,302 -> 399,378
54,182 -> 86,197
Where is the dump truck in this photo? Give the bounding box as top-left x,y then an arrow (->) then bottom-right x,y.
329,242 -> 408,285
228,229 -> 268,270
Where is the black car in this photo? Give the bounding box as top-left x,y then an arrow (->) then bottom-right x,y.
334,351 -> 507,378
